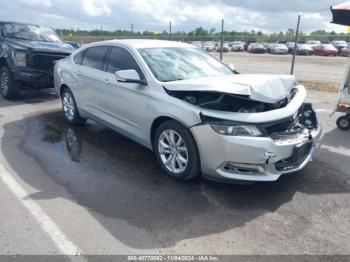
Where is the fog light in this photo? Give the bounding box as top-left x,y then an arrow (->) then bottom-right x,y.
222,162 -> 265,174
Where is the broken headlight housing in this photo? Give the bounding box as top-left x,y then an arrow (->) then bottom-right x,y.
12,50 -> 28,66
201,115 -> 263,137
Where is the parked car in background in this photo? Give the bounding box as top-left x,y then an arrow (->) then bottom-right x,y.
191,41 -> 203,48
247,43 -> 266,53
270,44 -> 289,54
0,21 -> 75,99
263,43 -> 274,53
286,42 -> 295,53
313,44 -> 338,56
54,39 -> 321,182
230,41 -> 244,52
65,41 -> 81,49
331,40 -> 347,52
216,42 -> 230,52
296,44 -> 314,55
340,45 -> 350,56
203,41 -> 216,52
306,40 -> 321,50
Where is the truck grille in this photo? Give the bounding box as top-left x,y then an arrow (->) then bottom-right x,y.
30,53 -> 69,73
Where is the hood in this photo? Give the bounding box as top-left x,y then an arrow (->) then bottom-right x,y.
5,38 -> 75,54
164,74 -> 296,104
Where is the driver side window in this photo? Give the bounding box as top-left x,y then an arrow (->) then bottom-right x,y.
107,47 -> 144,79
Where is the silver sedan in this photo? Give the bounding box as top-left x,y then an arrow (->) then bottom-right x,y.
54,40 -> 321,182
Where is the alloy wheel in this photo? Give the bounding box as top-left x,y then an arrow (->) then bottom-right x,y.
158,129 -> 188,174
0,72 -> 9,96
62,91 -> 75,121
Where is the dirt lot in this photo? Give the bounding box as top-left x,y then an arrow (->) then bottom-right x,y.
0,87 -> 349,260
217,52 -> 350,92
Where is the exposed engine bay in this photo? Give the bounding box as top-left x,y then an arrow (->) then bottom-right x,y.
166,88 -> 298,113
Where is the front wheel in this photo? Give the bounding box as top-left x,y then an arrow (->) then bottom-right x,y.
0,67 -> 21,99
61,87 -> 85,125
154,120 -> 201,181
336,116 -> 350,131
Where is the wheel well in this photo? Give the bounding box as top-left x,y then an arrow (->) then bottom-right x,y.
150,116 -> 173,148
60,84 -> 69,97
0,58 -> 8,68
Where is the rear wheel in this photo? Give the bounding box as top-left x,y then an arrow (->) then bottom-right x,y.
337,116 -> 350,131
154,120 -> 200,181
61,87 -> 85,125
0,67 -> 21,99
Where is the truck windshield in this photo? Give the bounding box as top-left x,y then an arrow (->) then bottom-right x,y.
139,47 -> 233,82
2,23 -> 62,43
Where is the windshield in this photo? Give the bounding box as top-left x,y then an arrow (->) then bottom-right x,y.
2,23 -> 62,42
139,47 -> 233,82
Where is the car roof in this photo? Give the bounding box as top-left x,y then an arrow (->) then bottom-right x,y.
92,39 -> 194,49
0,21 -> 41,27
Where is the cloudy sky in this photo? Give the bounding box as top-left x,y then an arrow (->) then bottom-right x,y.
0,0 -> 347,33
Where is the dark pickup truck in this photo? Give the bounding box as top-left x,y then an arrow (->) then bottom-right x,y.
0,21 -> 76,99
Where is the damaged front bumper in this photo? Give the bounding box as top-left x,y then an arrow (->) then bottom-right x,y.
191,99 -> 322,182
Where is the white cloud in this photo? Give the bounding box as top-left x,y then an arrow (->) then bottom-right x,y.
0,0 -> 347,33
17,0 -> 52,7
82,0 -> 111,16
42,13 -> 65,20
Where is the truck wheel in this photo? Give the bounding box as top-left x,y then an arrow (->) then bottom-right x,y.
0,67 -> 21,99
336,116 -> 350,131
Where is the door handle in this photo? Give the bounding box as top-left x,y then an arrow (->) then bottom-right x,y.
104,78 -> 110,84
77,70 -> 82,76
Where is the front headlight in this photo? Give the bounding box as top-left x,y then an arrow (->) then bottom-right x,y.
201,115 -> 263,137
210,124 -> 262,137
12,51 -> 27,66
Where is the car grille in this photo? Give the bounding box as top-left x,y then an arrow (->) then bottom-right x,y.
30,53 -> 69,73
264,117 -> 296,134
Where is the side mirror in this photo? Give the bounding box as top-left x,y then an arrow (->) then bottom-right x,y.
115,69 -> 147,85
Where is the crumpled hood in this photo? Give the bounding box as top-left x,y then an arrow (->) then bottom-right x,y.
164,74 -> 296,103
5,39 -> 75,54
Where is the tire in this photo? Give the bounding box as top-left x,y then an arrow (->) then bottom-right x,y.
336,116 -> 350,131
154,120 -> 201,181
61,87 -> 85,125
0,67 -> 21,99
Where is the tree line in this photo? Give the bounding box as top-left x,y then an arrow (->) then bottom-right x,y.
57,27 -> 350,42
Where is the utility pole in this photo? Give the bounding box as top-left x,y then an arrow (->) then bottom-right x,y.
131,24 -> 134,34
100,25 -> 103,40
220,19 -> 224,60
169,21 -> 172,40
77,27 -> 81,46
291,14 -> 301,75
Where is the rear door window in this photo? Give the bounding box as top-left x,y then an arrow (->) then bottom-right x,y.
81,46 -> 109,70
